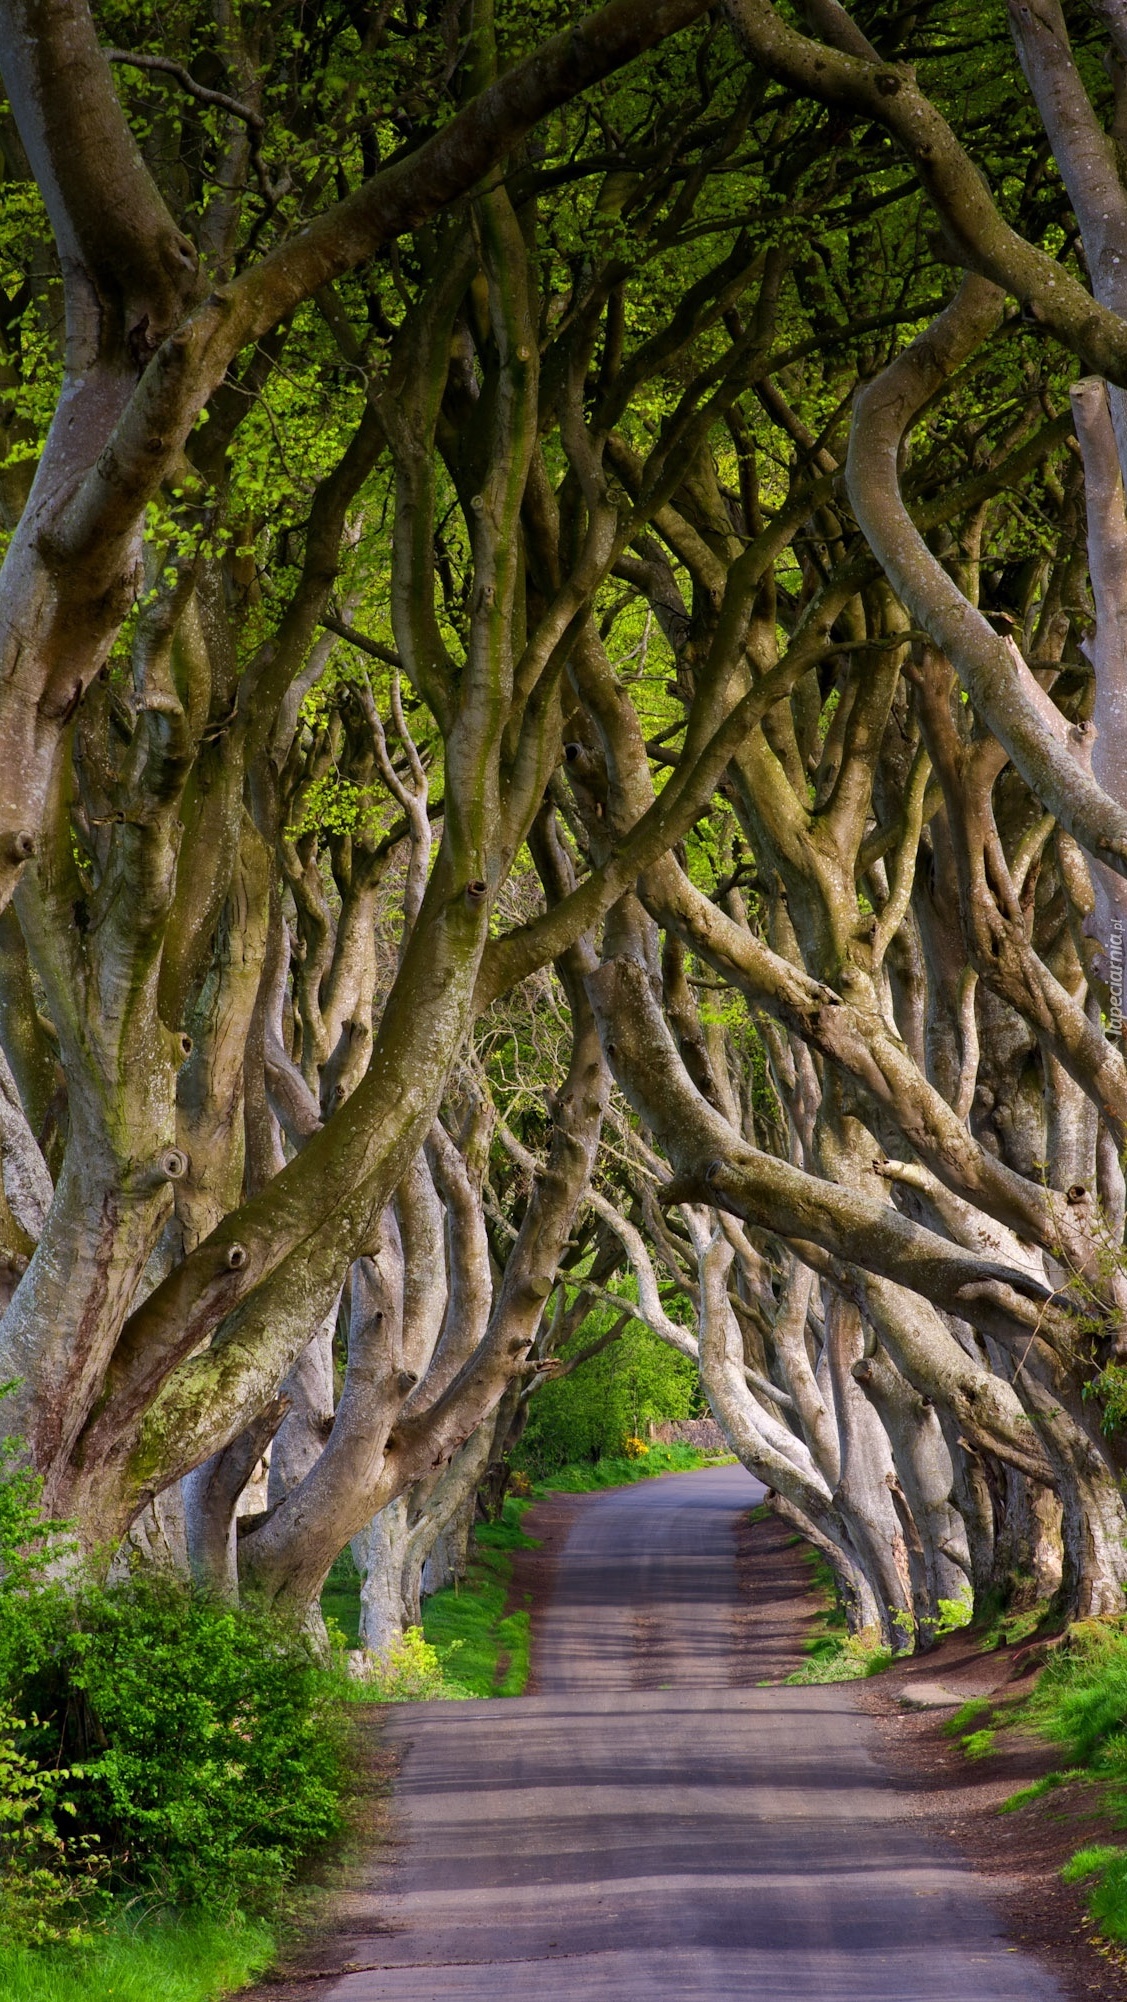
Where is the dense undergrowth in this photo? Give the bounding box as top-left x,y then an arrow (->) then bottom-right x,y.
0,1431 -> 353,2001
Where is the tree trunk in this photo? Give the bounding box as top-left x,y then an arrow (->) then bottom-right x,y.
352,1497 -> 411,1659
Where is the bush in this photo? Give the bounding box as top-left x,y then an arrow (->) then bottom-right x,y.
0,1430 -> 345,1918
0,1428 -> 71,1702
348,1627 -> 470,1703
13,1571 -> 345,1912
0,1702 -> 103,1949
0,1430 -> 106,1947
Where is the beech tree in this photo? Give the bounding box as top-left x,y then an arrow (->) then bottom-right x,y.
7,0 -> 1127,1654
0,0 -> 715,1613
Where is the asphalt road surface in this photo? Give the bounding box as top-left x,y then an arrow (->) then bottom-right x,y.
325,1464 -> 1063,2002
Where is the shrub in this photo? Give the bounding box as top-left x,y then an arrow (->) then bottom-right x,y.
348,1627 -> 470,1702
933,1595 -> 973,1637
0,1702 -> 104,1948
0,1414 -> 348,1932
16,1572 -> 347,1911
0,1426 -> 71,1701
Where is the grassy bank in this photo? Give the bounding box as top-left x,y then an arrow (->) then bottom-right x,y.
994,1621 -> 1127,1945
0,1914 -> 274,2002
421,1499 -> 535,1698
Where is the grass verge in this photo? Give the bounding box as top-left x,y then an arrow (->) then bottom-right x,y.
780,1536 -> 893,1684
1010,1619 -> 1127,1943
421,1499 -> 535,1698
0,1912 -> 274,2001
959,1617 -> 1127,1949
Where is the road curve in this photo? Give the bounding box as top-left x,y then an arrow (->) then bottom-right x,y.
326,1464 -> 1063,2001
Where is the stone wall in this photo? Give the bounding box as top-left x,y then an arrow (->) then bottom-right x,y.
649,1417 -> 728,1454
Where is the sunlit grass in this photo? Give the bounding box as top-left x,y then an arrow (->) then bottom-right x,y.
0,1912 -> 274,2002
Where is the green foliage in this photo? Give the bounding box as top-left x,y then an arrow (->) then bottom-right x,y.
0,1911 -> 274,2002
934,1595 -> 974,1637
513,1318 -> 700,1475
0,1430 -> 106,1948
0,1428 -> 71,1699
0,1702 -> 103,1950
14,1572 -> 345,1912
783,1629 -> 894,1684
1086,1361 -> 1127,1435
350,1627 -> 471,1704
1027,1621 -> 1127,1789
1060,1845 -> 1127,1942
421,1591 -> 529,1702
0,1425 -> 345,1923
421,1496 -> 535,1699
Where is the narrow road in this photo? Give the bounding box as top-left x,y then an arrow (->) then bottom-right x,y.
324,1465 -> 1063,2001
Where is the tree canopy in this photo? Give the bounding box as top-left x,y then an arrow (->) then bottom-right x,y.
3,0 -> 1127,1650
